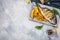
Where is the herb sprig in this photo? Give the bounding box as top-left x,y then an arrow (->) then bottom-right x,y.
35,25 -> 43,30
52,9 -> 60,17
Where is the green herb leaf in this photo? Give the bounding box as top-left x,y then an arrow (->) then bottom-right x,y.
52,9 -> 59,15
35,25 -> 43,30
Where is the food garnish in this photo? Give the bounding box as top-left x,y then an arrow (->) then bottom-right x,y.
30,5 -> 47,21
47,29 -> 53,35
53,27 -> 57,34
35,25 -> 43,30
52,9 -> 60,16
25,0 -> 30,3
47,27 -> 57,35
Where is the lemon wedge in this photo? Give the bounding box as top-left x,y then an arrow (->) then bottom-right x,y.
25,0 -> 30,3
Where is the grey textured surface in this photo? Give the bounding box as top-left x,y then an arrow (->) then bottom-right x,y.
0,0 -> 60,40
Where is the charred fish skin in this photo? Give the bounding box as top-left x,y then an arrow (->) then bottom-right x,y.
49,15 -> 57,25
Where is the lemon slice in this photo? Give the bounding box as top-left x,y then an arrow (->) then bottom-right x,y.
25,0 -> 30,3
30,5 -> 47,21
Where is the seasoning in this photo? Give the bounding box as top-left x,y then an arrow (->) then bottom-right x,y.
47,29 -> 53,35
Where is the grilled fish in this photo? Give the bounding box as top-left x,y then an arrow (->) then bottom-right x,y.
41,8 -> 57,25
30,4 -> 57,25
